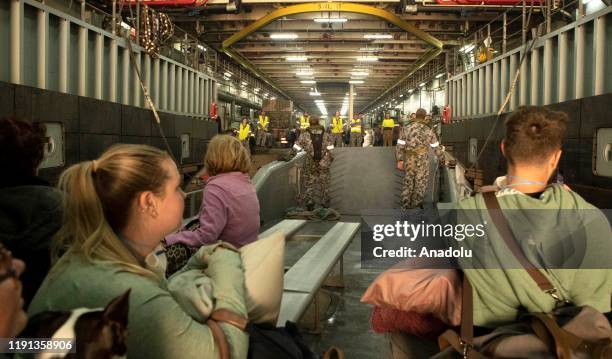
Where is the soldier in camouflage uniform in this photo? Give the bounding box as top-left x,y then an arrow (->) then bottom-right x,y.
293,117 -> 335,209
395,108 -> 445,209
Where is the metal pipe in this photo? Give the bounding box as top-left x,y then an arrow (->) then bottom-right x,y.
112,0 -> 116,34
500,57 -> 508,109
80,0 -> 85,20
136,0 -> 140,45
183,69 -> 189,113
37,8 -> 47,89
594,16 -> 605,96
503,12 -> 507,53
133,52 -> 142,106
478,67 -> 485,113
195,76 -> 200,116
349,84 -> 354,124
123,47 -> 130,105
10,0 -> 22,85
543,38 -> 552,104
519,49 -> 528,106
190,72 -> 196,113
530,47 -> 539,105
472,68 -> 478,114
485,64 -> 492,113
109,40 -> 118,102
492,61 -> 499,111
522,0 -> 527,45
466,72 -> 472,116
59,18 -> 69,93
575,25 -> 584,98
558,31 -> 568,102
144,54 -> 151,108
169,63 -> 176,111
153,58 -> 160,106
509,52 -> 518,110
176,67 -> 183,112
204,79 -> 210,116
161,60 -> 168,110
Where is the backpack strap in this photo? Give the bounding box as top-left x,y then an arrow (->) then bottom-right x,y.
481,192 -> 564,303
206,309 -> 248,359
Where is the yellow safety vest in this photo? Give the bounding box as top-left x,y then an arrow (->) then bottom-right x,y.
350,118 -> 362,133
300,116 -> 310,129
331,117 -> 343,134
258,116 -> 269,130
382,118 -> 395,129
239,123 -> 250,141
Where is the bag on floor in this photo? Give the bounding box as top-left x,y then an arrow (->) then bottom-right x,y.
247,321 -> 317,359
434,192 -> 612,359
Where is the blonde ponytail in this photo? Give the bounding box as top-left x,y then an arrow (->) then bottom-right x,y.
52,144 -> 172,281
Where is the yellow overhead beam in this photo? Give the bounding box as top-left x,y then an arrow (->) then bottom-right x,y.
222,2 -> 444,50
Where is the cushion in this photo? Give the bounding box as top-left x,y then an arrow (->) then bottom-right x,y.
370,306 -> 446,339
361,263 -> 461,326
240,230 -> 285,324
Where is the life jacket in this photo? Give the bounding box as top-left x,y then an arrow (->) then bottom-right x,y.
382,118 -> 395,129
300,116 -> 310,129
239,123 -> 250,141
331,117 -> 343,134
351,118 -> 362,133
258,116 -> 269,130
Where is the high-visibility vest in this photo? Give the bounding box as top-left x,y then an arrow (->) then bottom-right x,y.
239,123 -> 250,141
300,116 -> 310,129
382,118 -> 395,129
331,117 -> 343,134
258,115 -> 269,130
350,118 -> 362,133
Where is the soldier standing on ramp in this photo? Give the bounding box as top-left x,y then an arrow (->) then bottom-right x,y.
395,108 -> 445,209
293,117 -> 335,210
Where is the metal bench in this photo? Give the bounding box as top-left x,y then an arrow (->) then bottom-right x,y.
277,222 -> 360,328
259,219 -> 307,239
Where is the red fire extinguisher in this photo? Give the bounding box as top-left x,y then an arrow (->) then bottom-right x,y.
442,105 -> 452,124
209,102 -> 218,120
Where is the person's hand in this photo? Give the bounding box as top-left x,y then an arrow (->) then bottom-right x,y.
0,257 -> 27,339
396,161 -> 404,171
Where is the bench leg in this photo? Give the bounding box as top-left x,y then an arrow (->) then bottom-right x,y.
323,256 -> 345,288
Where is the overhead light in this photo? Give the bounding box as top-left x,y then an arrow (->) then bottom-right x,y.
301,80 -> 316,84
286,56 -> 308,62
356,56 -> 378,62
408,89 -> 414,93
296,71 -> 314,76
224,72 -> 232,78
309,91 -> 321,96
435,73 -> 445,79
351,71 -> 369,77
459,44 -> 475,53
359,47 -> 383,52
271,97 -> 277,100
314,17 -> 348,23
315,99 -> 325,103
241,81 -> 247,86
197,44 -> 206,51
399,94 -> 404,97
270,33 -> 298,40
254,88 -> 260,93
349,80 -> 364,84
419,82 -> 426,87
364,34 -> 393,39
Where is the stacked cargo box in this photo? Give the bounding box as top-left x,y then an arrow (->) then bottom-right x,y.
262,99 -> 294,144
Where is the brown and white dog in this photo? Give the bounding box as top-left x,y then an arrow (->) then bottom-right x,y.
19,290 -> 130,359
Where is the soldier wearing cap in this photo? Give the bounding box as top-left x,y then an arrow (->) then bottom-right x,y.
395,108 -> 445,209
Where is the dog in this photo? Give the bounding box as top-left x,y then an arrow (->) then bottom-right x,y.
19,290 -> 130,359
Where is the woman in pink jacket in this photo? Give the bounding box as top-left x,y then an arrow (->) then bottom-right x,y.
165,135 -> 260,249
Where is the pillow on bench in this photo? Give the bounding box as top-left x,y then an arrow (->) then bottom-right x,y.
361,264 -> 461,326
241,230 -> 285,324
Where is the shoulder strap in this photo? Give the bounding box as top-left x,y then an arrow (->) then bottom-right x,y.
482,192 -> 555,293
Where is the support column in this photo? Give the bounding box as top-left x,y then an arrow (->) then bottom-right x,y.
169,63 -> 176,111
485,64 -> 492,114
109,40 -> 117,102
575,24 -> 585,98
153,58 -> 160,107
144,54 -> 151,108
519,50 -> 528,106
133,52 -> 141,107
59,19 -> 69,93
204,79 -> 210,115
462,76 -> 467,117
466,73 -> 472,116
37,8 -> 47,89
594,16 -> 606,96
78,26 -> 87,96
558,32 -> 568,102
176,67 -> 183,112
10,0 -> 23,85
195,76 -> 200,116
94,34 -> 103,100
478,67 -> 485,113
122,47 -> 130,105
509,53 -> 518,111
161,61 -> 168,110
500,57 -> 508,109
349,84 -> 354,122
190,72 -> 195,113
472,69 -> 478,114
530,48 -> 539,105
543,38 -> 553,105
183,69 -> 189,113
492,62 -> 500,111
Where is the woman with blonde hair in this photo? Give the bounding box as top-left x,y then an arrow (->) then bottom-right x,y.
28,144 -> 249,358
166,134 -> 260,249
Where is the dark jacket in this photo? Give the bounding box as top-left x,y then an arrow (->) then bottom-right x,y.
0,178 -> 63,309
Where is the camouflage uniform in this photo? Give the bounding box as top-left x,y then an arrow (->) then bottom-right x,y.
294,125 -> 334,207
349,118 -> 364,147
395,120 -> 444,209
256,115 -> 269,147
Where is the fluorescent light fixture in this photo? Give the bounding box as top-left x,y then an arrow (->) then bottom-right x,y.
314,100 -> 325,103
349,80 -> 364,84
224,72 -> 232,78
314,17 -> 348,23
459,44 -> 475,53
356,56 -> 378,62
351,71 -> 369,77
359,47 -> 383,52
286,56 -> 308,62
408,89 -> 414,93
309,91 -> 321,96
296,71 -> 314,76
399,94 -> 404,97
301,80 -> 316,84
197,44 -> 206,51
241,81 -> 247,86
435,73 -> 445,79
271,97 -> 277,100
270,33 -> 298,40
419,82 -> 426,87
254,88 -> 260,93
364,34 -> 393,39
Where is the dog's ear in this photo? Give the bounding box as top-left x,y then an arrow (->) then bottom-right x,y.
102,289 -> 131,326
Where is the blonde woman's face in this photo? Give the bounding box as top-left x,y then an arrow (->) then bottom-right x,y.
156,159 -> 186,236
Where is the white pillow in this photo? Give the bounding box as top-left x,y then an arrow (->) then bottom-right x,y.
240,230 -> 285,324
